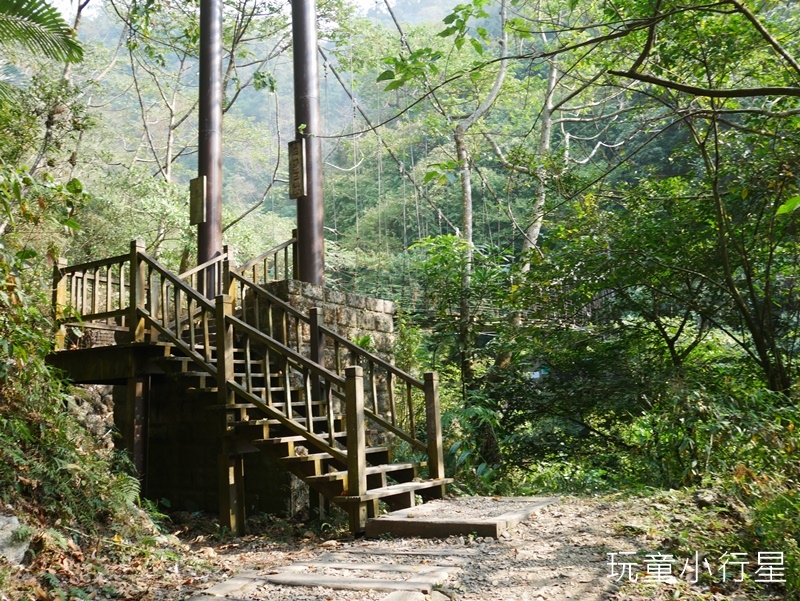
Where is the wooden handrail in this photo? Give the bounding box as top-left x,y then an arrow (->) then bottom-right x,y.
228,379 -> 348,463
139,308 -> 219,376
178,250 -> 229,280
61,309 -> 127,324
138,253 -> 216,312
58,252 -> 129,275
365,408 -> 427,452
318,322 -> 425,389
217,295 -> 347,462
53,252 -> 132,348
236,236 -> 296,274
227,266 -> 438,467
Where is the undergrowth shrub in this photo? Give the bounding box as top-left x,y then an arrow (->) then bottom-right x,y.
0,248 -> 141,535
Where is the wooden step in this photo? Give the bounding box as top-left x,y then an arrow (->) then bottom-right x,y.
306,462 -> 423,483
231,372 -> 281,380
253,432 -> 346,458
306,462 -> 423,493
257,433 -> 347,445
264,415 -> 343,427
261,445 -> 388,468
155,355 -> 199,373
224,385 -> 303,395
280,446 -> 389,464
277,452 -> 336,478
333,478 -> 452,510
271,446 -> 391,479
253,432 -> 346,446
210,401 -> 324,412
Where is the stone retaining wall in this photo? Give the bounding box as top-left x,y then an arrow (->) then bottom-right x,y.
263,280 -> 396,362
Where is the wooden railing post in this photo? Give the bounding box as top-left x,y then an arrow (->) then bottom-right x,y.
215,294 -> 235,407
53,258 -> 68,350
310,307 -> 324,399
345,365 -> 367,532
147,261 -> 160,344
424,371 -> 445,480
129,240 -> 147,342
221,245 -> 235,299
291,228 -> 299,280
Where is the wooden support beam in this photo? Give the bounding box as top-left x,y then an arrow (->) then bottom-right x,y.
222,245 -> 235,298
216,294 -> 245,535
215,295 -> 235,407
345,365 -> 367,533
218,451 -> 245,536
309,490 -> 330,520
130,240 -> 147,343
424,372 -> 444,481
120,376 -> 149,482
310,307 -> 323,401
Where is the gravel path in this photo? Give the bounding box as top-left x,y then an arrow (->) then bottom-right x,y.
185,495 -> 781,601
191,497 -> 637,601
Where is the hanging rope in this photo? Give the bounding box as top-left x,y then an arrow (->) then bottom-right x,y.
377,143 -> 384,249
350,42 -> 360,238
317,47 -> 459,234
410,140 -> 421,239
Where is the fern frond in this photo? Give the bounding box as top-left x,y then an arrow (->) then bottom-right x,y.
113,473 -> 141,506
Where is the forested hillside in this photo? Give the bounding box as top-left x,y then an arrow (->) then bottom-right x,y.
1,0 -> 798,598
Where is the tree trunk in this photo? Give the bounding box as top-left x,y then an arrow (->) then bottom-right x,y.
521,56 -> 558,270
452,0 -> 508,389
455,126 -> 474,386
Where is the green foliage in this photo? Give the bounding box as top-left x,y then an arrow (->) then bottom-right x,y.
409,234 -> 468,318
377,47 -> 443,91
751,491 -> 800,596
252,70 -> 276,93
439,0 -> 490,53
0,73 -> 89,172
777,195 -> 800,215
393,311 -> 425,374
0,150 -> 144,539
351,333 -> 375,352
446,391 -> 505,494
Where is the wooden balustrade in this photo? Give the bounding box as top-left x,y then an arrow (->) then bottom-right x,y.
53,252 -> 132,348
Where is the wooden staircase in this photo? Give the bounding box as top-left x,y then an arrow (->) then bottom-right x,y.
51,239 -> 450,534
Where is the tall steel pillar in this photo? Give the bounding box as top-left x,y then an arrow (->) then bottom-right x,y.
197,0 -> 224,296
292,0 -> 325,286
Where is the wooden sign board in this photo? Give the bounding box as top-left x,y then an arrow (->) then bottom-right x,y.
190,176 -> 207,225
288,139 -> 306,199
